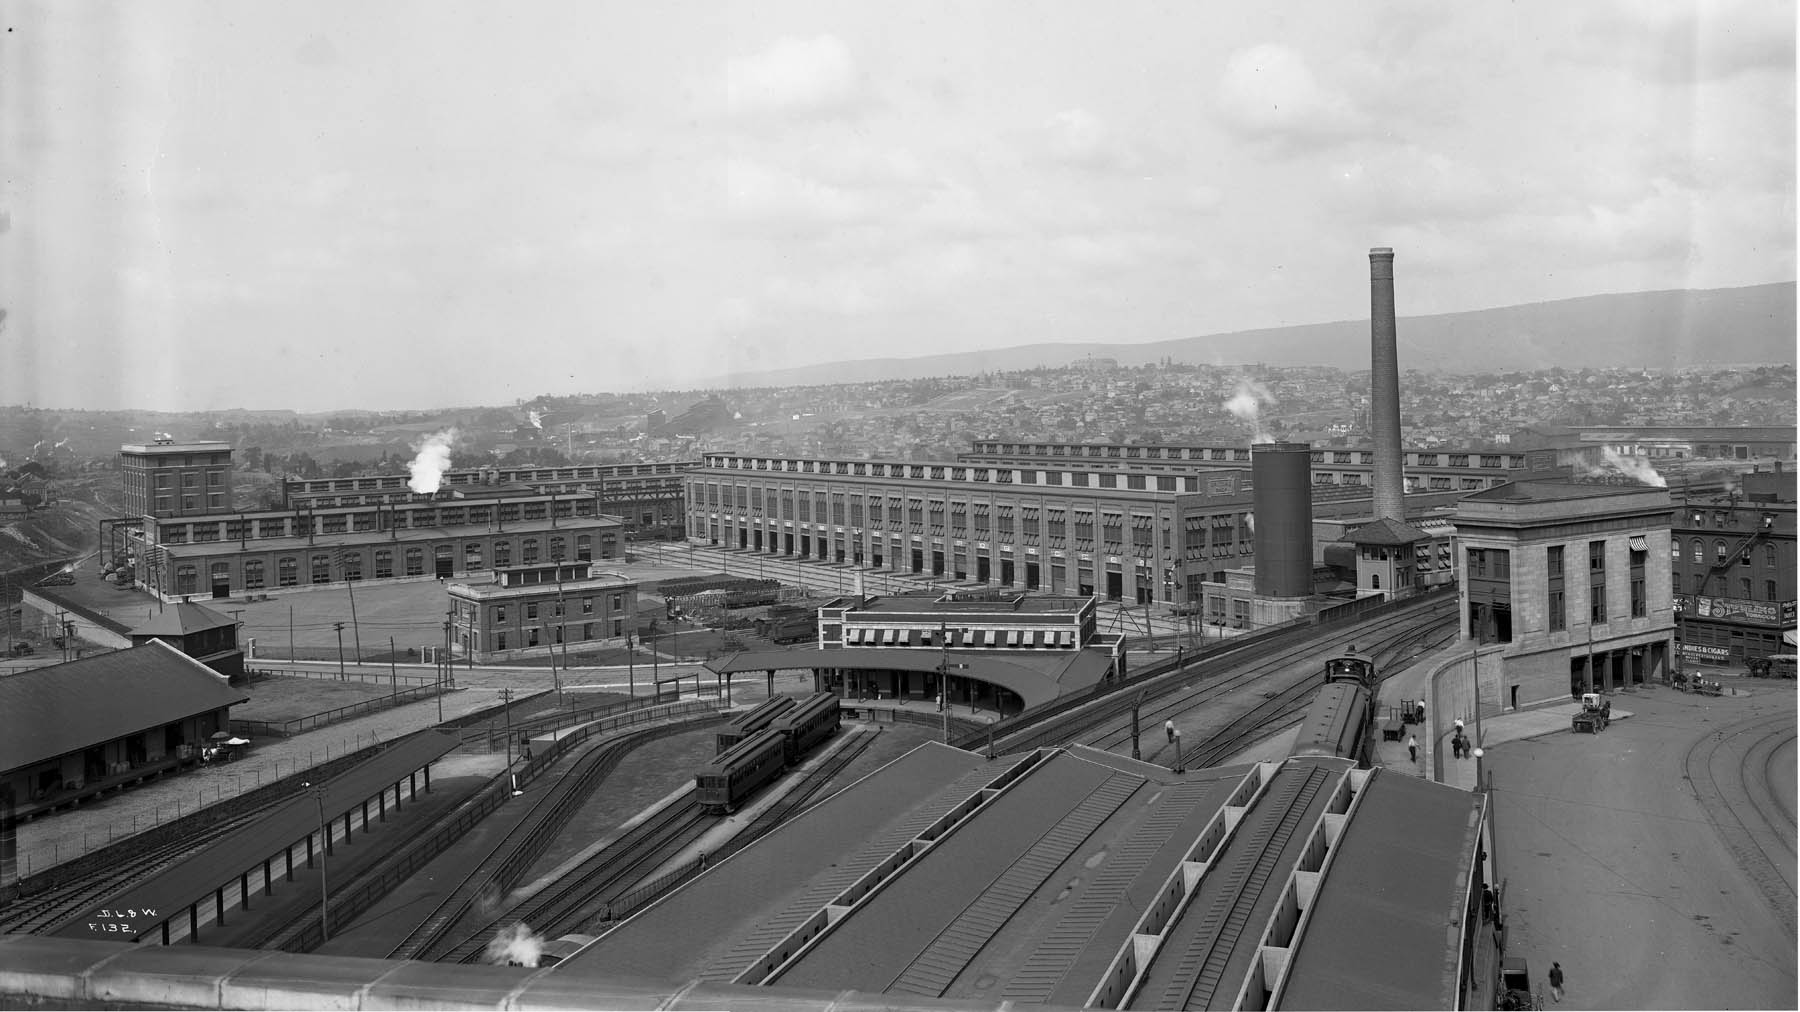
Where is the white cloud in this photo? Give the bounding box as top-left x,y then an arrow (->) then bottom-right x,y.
1215,44 -> 1363,149
1041,108 -> 1142,172
1569,0 -> 1795,83
724,156 -> 869,233
727,35 -> 866,120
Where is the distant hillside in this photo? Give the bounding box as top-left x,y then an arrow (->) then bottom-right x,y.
707,282 -> 1795,387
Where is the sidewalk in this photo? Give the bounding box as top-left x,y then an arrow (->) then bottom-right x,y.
1372,644 -> 1637,791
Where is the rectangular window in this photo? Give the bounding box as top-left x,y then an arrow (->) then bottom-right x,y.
526,602 -> 539,619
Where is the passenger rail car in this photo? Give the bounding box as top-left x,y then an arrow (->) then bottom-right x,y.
715,695 -> 798,754
1323,646 -> 1378,688
1291,681 -> 1373,764
695,727 -> 788,814
773,692 -> 840,764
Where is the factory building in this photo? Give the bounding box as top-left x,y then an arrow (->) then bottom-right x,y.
107,443 -> 625,603
1670,461 -> 1796,666
962,441 -> 1530,493
278,460 -> 692,541
685,452 -> 1257,614
119,439 -> 235,519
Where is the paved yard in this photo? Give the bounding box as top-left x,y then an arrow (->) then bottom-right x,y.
232,674 -> 392,723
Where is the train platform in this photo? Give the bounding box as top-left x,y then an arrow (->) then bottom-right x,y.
9,680 -> 520,880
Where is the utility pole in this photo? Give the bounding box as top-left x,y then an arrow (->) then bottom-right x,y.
389,636 -> 398,703
333,622 -> 346,680
501,687 -> 514,764
443,612 -> 455,688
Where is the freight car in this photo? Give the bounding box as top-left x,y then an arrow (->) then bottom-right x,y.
695,727 -> 788,814
715,695 -> 798,755
772,692 -> 840,764
1291,681 -> 1373,764
1322,645 -> 1378,689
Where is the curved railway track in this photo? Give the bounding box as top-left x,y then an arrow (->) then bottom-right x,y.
990,595 -> 1456,758
1681,708 -> 1798,936
387,721 -> 704,962
1019,597 -> 1457,768
436,728 -> 881,961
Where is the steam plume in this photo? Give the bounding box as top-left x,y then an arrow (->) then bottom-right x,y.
1597,447 -> 1668,488
1223,379 -> 1276,444
527,410 -> 544,430
485,922 -> 545,967
407,428 -> 458,494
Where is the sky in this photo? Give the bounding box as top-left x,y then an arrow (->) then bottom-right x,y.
2,1 -> 1794,413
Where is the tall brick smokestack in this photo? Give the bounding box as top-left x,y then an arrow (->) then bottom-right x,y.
1369,247 -> 1405,523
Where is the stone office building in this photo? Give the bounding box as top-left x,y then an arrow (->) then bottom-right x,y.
1453,476 -> 1677,708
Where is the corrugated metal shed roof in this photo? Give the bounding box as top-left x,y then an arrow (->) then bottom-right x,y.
0,641 -> 249,776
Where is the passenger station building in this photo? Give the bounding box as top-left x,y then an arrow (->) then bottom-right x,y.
1668,461 -> 1796,667
1453,475 -> 1678,706
708,590 -> 1122,716
445,560 -> 639,661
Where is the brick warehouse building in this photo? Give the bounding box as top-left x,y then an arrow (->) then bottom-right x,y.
113,444 -> 624,603
685,452 -> 1260,611
1670,461 -> 1796,667
962,439 -> 1532,493
119,439 -> 236,518
1453,476 -> 1677,707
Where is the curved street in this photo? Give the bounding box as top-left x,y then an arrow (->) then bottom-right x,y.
1488,680 -> 1797,1010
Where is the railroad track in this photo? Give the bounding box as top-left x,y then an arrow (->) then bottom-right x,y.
1036,598 -> 1459,763
985,594 -> 1456,756
442,727 -> 883,959
1181,621 -> 1460,770
0,806 -> 274,935
1681,707 -> 1799,935
386,720 -> 703,962
436,796 -> 710,963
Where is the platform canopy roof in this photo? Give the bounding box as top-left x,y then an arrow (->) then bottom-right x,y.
130,600 -> 238,638
704,646 -> 1113,709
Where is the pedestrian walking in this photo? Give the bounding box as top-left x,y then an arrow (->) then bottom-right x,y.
1165,719 -> 1175,743
1407,734 -> 1418,763
1453,717 -> 1464,735
1549,961 -> 1564,1002
1452,735 -> 1463,759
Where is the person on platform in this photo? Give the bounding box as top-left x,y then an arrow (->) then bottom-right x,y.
1165,718 -> 1176,743
1549,961 -> 1564,1002
1407,734 -> 1418,763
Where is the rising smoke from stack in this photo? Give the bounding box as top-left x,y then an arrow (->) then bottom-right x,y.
1597,447 -> 1669,488
527,410 -> 544,430
1223,379 -> 1276,444
484,922 -> 546,967
406,428 -> 458,494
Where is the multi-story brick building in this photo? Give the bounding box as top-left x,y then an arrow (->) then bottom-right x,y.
1670,462 -> 1796,667
119,439 -> 234,519
279,460 -> 693,540
962,440 -> 1530,493
1453,477 -> 1676,707
445,560 -> 637,661
685,452 -> 1260,612
116,444 -> 624,602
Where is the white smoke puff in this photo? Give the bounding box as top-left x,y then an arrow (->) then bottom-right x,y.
527,411 -> 544,430
484,922 -> 545,967
1223,379 -> 1276,444
54,438 -> 70,449
406,428 -> 458,494
1245,513 -> 1255,534
1599,447 -> 1668,488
